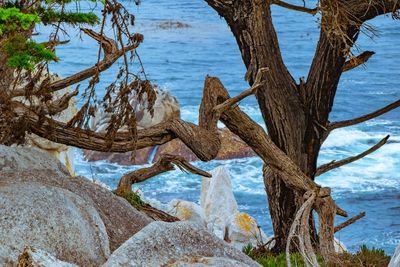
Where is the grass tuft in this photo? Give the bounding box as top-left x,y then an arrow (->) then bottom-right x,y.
242,243 -> 390,267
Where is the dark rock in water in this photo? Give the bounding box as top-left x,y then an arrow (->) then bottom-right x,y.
83,147 -> 154,165
156,21 -> 191,29
153,128 -> 256,162
83,128 -> 256,166
0,145 -> 153,265
102,221 -> 261,267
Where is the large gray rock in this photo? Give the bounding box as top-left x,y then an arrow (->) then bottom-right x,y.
0,182 -> 110,266
0,145 -> 69,176
17,247 -> 78,267
102,221 -> 261,267
389,244 -> 400,267
0,145 -> 153,251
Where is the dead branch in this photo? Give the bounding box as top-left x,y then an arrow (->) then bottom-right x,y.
116,154 -> 211,194
329,100 -> 400,131
286,191 -> 319,267
334,212 -> 366,233
272,0 -> 318,15
343,51 -> 375,72
213,68 -> 267,117
316,135 -> 389,176
314,196 -> 337,262
43,89 -> 79,116
11,29 -> 142,97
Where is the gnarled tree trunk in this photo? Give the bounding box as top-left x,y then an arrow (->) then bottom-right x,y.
205,0 -> 359,252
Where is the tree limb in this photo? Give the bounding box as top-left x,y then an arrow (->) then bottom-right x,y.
343,51 -> 375,72
116,154 -> 211,194
329,100 -> 400,131
316,135 -> 389,176
213,68 -> 267,117
334,212 -> 366,233
272,0 -> 318,15
11,29 -> 141,97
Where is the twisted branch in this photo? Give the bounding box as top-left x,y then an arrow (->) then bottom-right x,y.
116,154 -> 211,194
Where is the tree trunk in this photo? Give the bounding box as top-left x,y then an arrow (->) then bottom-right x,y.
205,0 -> 350,252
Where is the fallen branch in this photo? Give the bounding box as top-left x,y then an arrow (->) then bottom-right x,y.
328,100 -> 400,131
343,51 -> 375,72
334,212 -> 366,233
316,135 -> 389,176
116,154 -> 211,194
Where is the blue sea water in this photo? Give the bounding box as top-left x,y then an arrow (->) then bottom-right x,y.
44,0 -> 399,254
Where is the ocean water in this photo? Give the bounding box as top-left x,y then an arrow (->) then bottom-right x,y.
44,0 -> 399,254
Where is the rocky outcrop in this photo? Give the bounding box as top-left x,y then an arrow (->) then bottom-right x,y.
0,145 -> 69,176
84,88 -> 179,165
0,182 -> 110,266
0,145 -> 153,256
389,244 -> 400,267
153,128 -> 256,163
201,166 -> 239,239
16,72 -> 77,176
85,88 -> 256,166
17,247 -> 78,267
168,199 -> 207,227
167,167 -> 270,250
102,221 -> 260,267
227,212 -> 270,249
91,88 -> 180,132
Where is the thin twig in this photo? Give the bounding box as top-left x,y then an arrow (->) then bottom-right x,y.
343,51 -> 375,72
334,212 -> 366,233
329,100 -> 400,131
272,0 -> 318,15
316,135 -> 389,176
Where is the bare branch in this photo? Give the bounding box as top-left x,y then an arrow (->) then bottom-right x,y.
352,0 -> 400,22
116,154 -> 211,194
329,100 -> 400,131
44,89 -> 79,116
272,0 -> 318,15
11,29 -> 141,97
316,135 -> 389,176
213,68 -> 268,116
343,51 -> 375,72
335,204 -> 348,218
334,212 -> 366,233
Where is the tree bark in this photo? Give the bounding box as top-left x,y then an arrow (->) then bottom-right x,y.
206,0 -> 315,251
205,0 -> 359,252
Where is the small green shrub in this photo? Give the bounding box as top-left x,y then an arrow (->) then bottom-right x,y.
117,191 -> 146,209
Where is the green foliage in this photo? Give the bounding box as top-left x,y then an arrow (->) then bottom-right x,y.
0,7 -> 39,35
4,35 -> 57,70
40,10 -> 99,25
118,191 -> 146,209
0,2 -> 100,70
